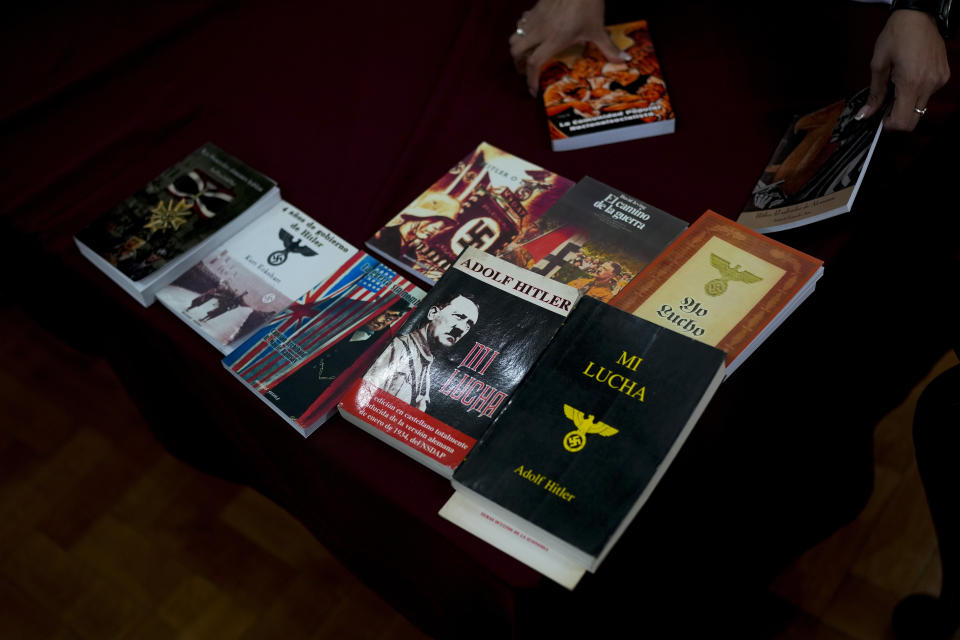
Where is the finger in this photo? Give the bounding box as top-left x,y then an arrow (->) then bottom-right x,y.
589,29 -> 631,64
856,55 -> 891,121
887,83 -> 928,131
526,46 -> 551,97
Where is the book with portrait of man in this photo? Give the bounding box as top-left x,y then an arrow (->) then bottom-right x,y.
223,252 -> 425,438
338,247 -> 580,476
365,142 -> 574,285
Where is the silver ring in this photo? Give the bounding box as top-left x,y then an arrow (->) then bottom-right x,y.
515,26 -> 526,36
914,105 -> 928,115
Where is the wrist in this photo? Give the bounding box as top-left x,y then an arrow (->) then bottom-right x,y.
890,0 -> 955,37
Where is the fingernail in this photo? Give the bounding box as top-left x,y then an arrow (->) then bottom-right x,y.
854,107 -> 868,121
619,51 -> 631,61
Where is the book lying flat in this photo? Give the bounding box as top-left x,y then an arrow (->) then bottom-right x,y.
365,142 -> 573,284
540,20 -> 674,151
156,201 -> 356,354
338,247 -> 580,476
611,210 -> 823,376
224,253 -> 425,438
498,176 -> 687,302
75,143 -> 280,306
737,87 -> 883,233
441,297 -> 726,589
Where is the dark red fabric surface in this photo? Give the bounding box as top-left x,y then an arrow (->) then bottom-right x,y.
3,1 -> 959,636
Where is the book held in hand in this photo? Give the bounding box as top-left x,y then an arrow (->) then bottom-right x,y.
224,253 -> 425,438
611,210 -> 823,375
365,142 -> 573,284
338,247 -> 580,476
737,87 -> 883,233
498,176 -> 687,302
440,296 -> 726,589
540,20 -> 674,151
74,143 -> 280,306
156,201 -> 356,354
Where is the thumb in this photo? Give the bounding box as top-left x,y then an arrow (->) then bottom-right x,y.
590,29 -> 631,63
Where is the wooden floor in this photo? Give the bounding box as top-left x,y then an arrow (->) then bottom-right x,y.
0,303 -> 955,639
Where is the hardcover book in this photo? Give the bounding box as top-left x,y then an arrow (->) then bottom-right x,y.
498,176 -> 687,302
223,253 -> 425,438
156,201 -> 357,354
441,296 -> 726,589
610,210 -> 823,375
365,142 -> 573,284
737,87 -> 883,233
540,20 -> 674,151
75,143 -> 280,306
338,247 -> 580,475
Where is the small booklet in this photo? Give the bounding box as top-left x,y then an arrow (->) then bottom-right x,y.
611,210 -> 824,376
498,176 -> 687,302
737,87 -> 883,233
74,143 -> 280,306
441,297 -> 726,589
224,253 -> 425,438
156,201 -> 356,354
540,20 -> 674,151
365,142 -> 573,284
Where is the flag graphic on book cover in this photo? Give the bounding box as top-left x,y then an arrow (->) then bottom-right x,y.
224,253 -> 425,435
365,142 -> 574,284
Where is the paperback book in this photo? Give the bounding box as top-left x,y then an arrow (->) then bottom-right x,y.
338,247 -> 580,475
611,210 -> 823,375
737,87 -> 883,233
224,253 -> 425,438
540,20 -> 674,151
365,142 -> 573,284
498,176 -> 687,302
440,296 -> 726,589
75,143 -> 280,306
156,201 -> 356,354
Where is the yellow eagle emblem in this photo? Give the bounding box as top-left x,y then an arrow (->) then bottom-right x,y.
562,404 -> 618,452
705,253 -> 763,296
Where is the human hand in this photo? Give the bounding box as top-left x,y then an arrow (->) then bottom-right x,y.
856,9 -> 950,131
509,0 -> 630,97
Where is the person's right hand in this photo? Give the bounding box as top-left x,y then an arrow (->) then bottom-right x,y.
509,0 -> 630,96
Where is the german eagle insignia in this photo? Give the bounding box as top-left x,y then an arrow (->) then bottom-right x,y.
705,253 -> 762,296
562,404 -> 618,452
268,228 -> 318,266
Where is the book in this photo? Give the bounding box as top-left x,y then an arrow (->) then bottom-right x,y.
223,253 -> 425,438
338,247 -> 580,475
610,210 -> 823,376
737,87 -> 883,233
498,176 -> 687,302
75,143 -> 280,306
156,200 -> 356,354
440,296 -> 726,589
365,142 -> 574,284
540,20 -> 674,151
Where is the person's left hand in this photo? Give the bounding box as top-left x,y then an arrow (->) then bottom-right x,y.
856,9 -> 950,131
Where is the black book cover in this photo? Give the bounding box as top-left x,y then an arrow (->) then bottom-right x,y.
452,296 -> 725,564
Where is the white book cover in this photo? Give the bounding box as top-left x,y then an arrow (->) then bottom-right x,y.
157,201 -> 357,353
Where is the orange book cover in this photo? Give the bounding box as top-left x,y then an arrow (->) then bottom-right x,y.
540,20 -> 674,151
610,210 -> 823,371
